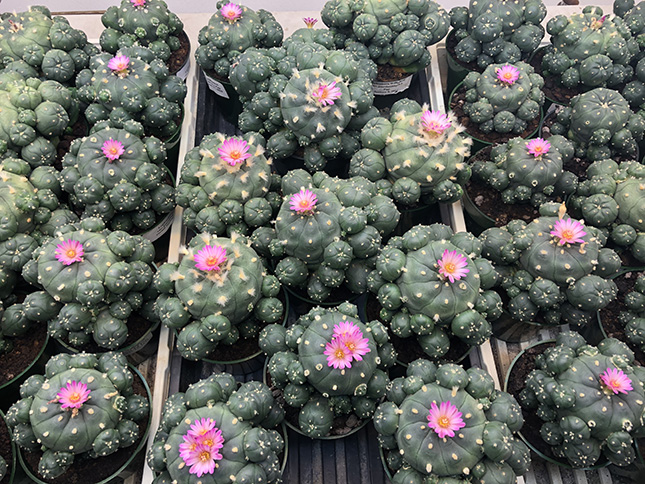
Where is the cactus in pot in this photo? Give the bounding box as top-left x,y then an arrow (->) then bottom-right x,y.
5,351 -> 149,479
614,272 -> 645,356
259,303 -> 396,438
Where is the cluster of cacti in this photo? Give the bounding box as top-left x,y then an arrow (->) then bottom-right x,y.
376,359 -> 530,483
147,372 -> 284,482
177,132 -> 280,236
480,207 -> 620,329
518,331 -> 645,467
60,125 -> 175,232
195,1 -> 283,80
350,100 -> 472,206
460,61 -> 545,135
266,169 -> 399,302
449,0 -> 546,69
614,273 -> 645,355
153,232 -> 284,361
368,223 -> 500,359
259,303 -> 396,438
0,6 -> 99,84
542,6 -> 638,89
6,351 -> 149,479
320,0 -> 450,74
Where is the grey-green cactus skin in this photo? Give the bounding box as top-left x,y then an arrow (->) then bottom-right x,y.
604,272 -> 645,357
259,303 -> 395,438
376,359 -> 530,483
6,352 -> 149,479
519,331 -> 645,467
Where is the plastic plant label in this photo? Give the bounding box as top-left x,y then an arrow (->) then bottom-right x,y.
176,58 -> 190,81
205,74 -> 230,99
373,75 -> 413,96
142,211 -> 173,242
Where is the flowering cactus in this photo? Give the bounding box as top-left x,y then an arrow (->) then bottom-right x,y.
518,331 -> 645,467
5,352 -> 149,479
375,359 -> 530,483
147,372 -> 284,482
259,303 -> 396,438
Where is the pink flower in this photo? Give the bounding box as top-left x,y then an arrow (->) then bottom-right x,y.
496,65 -> 520,85
102,138 -> 125,161
311,81 -> 342,106
220,3 -> 243,23
188,418 -> 217,437
180,418 -> 225,477
130,0 -> 146,6
179,433 -> 200,461
420,110 -> 451,136
303,17 -> 318,28
437,249 -> 469,283
55,239 -> 84,266
289,189 -> 317,214
194,245 -> 227,272
218,138 -> 252,166
550,218 -> 586,246
592,15 -> 607,29
324,337 -> 353,369
427,401 -> 466,439
184,443 -> 220,477
600,367 -> 633,395
332,322 -> 370,361
526,138 -> 551,157
108,55 -> 130,74
56,381 -> 91,410
198,428 -> 225,452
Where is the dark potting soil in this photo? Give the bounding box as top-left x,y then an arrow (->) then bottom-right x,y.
56,118 -> 88,169
0,323 -> 47,386
168,30 -> 190,75
22,370 -> 149,484
0,414 -> 13,483
529,49 -> 581,106
376,64 -> 413,82
450,86 -> 541,145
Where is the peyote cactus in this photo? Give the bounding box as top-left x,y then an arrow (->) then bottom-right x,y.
614,272 -> 645,356
367,223 -> 500,360
147,372 -> 285,483
267,169 -> 400,302
259,303 -> 396,438
351,100 -> 472,206
153,232 -> 284,361
458,61 -> 545,136
195,1 -> 283,80
517,331 -> 645,467
60,125 -> 175,233
376,359 -> 530,483
450,0 -> 546,70
6,351 -> 149,479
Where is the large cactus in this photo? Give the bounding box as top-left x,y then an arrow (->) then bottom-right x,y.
376,359 -> 530,483
518,331 -> 645,467
6,352 -> 149,479
615,272 -> 645,356
259,303 -> 396,438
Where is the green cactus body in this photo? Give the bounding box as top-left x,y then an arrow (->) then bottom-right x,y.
0,165 -> 37,239
473,62 -> 538,114
569,89 -> 632,147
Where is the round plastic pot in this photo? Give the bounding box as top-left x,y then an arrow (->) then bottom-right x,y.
372,65 -> 417,110
162,113 -> 183,176
461,186 -> 496,233
169,30 -> 191,80
393,202 -> 443,236
445,29 -> 477,95
490,309 -> 552,343
0,410 -> 16,484
201,68 -> 243,126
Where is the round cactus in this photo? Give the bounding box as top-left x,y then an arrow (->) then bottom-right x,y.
615,272 -> 645,357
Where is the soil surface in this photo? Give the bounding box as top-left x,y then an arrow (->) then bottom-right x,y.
529,49 -> 581,105
168,30 -> 190,75
0,414 -> 13,483
0,323 -> 47,386
376,64 -> 413,82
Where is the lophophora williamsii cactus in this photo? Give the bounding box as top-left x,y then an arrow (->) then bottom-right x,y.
5,352 -> 149,479
267,169 -> 399,302
147,373 -> 285,483
351,100 -> 472,206
153,232 -> 284,361
614,273 -> 645,355
376,359 -> 530,483
177,132 -> 280,236
195,1 -> 283,80
259,303 -> 396,438
60,125 -> 175,233
550,88 -> 645,161
367,224 -> 500,360
460,61 -> 544,136
518,331 -> 645,467
542,7 -> 638,90
0,6 -> 98,85
100,0 -> 185,66
470,135 -> 577,207
480,206 -> 620,329
320,0 -> 449,75
76,51 -> 186,139
450,0 -> 546,70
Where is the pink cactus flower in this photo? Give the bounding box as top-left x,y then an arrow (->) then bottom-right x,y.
218,138 -> 252,166
130,0 -> 146,6
56,381 -> 91,410
324,337 -> 353,369
188,418 -> 217,437
600,367 -> 633,395
526,138 -> 551,157
220,3 -> 243,23
184,443 -> 220,477
550,218 -> 586,246
427,401 -> 466,439
332,322 -> 370,361
496,65 -> 520,85
194,244 -> 227,272
102,138 -> 125,161
289,188 -> 317,214
420,110 -> 452,135
437,249 -> 469,283
107,55 -> 130,74
198,428 -> 225,451
303,17 -> 318,28
311,81 -> 342,106
55,239 -> 84,266
179,433 -> 200,461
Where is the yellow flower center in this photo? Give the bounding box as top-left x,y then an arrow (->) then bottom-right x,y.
69,392 -> 81,403
202,438 -> 214,447
345,341 -> 356,352
437,416 -> 451,428
334,348 -> 346,359
443,262 -> 456,274
199,451 -> 211,462
206,256 -> 220,267
561,229 -> 574,241
66,249 -> 78,258
229,150 -> 241,160
504,73 -> 512,79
